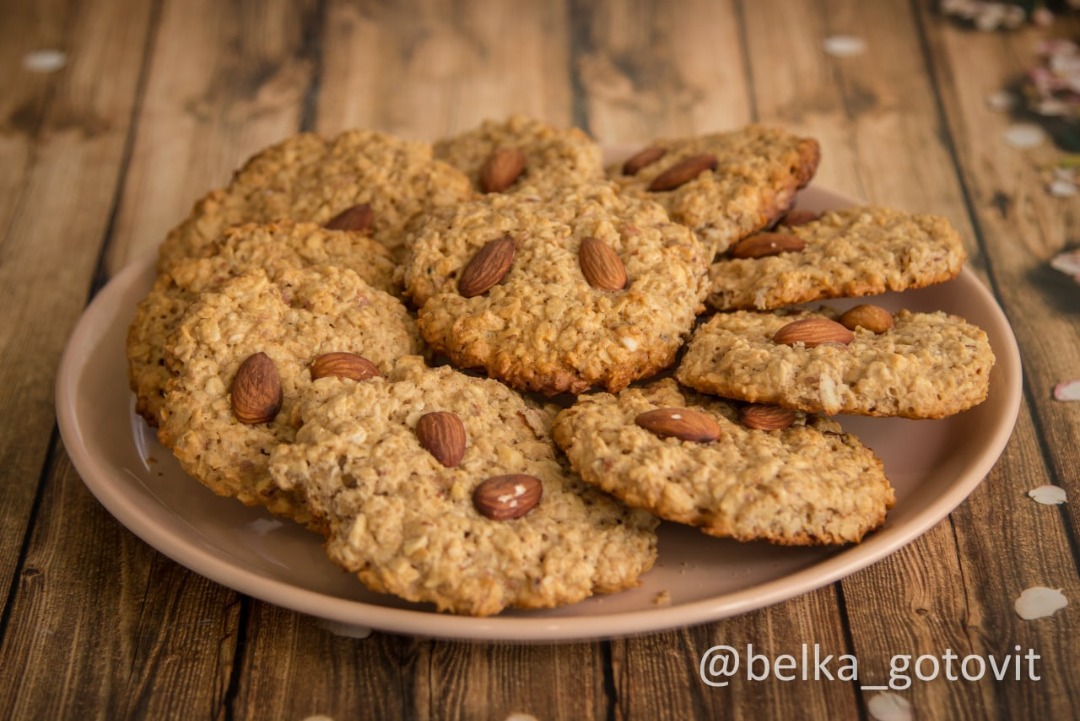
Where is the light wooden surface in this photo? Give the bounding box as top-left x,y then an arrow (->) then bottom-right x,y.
1,0 -> 1077,718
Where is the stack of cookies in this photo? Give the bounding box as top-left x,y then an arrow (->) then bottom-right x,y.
127,116 -> 995,615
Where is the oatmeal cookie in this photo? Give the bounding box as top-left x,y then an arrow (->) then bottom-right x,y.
707,206 -> 967,310
157,265 -> 422,525
610,125 -> 820,258
128,221 -> 398,425
157,130 -> 473,268
676,308 -> 995,418
434,115 -> 604,194
551,379 -> 893,545
404,183 -> 708,395
269,357 -> 659,616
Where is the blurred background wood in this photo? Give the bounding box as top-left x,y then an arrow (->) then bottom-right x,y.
1,0 -> 1076,718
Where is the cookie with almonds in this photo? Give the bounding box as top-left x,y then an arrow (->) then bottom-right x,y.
157,129 -> 474,268
434,115 -> 605,194
551,379 -> 894,546
157,265 -> 422,526
269,356 -> 659,616
707,206 -> 967,311
128,220 -> 400,426
676,307 -> 995,418
403,183 -> 709,395
610,125 -> 820,259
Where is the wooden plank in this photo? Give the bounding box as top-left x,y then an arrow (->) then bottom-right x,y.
917,5 -> 1080,537
315,0 -> 574,139
569,0 -> 752,143
0,0 -> 151,625
0,452 -> 242,720
612,588 -> 858,720
103,0 -> 317,272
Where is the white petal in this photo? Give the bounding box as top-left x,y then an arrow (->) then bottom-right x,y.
1028,485 -> 1068,505
986,90 -> 1016,111
1014,587 -> 1068,619
22,49 -> 67,73
1003,123 -> 1047,148
824,35 -> 867,58
1048,179 -> 1078,196
868,692 -> 913,721
1053,379 -> 1080,401
1050,250 -> 1080,276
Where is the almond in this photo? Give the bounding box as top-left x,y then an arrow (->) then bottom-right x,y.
729,232 -> 805,259
231,352 -> 282,425
479,147 -> 526,193
324,203 -> 374,232
458,235 -> 516,297
780,208 -> 820,227
740,404 -> 797,431
634,407 -> 722,443
473,474 -> 542,521
416,411 -> 466,468
838,304 -> 894,334
622,146 -> 667,176
579,236 -> 628,291
647,153 -> 718,192
310,352 -> 381,382
773,317 -> 854,347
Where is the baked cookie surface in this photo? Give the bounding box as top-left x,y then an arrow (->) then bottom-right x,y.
434,115 -> 604,193
157,265 -> 422,525
128,221 -> 399,425
269,357 -> 659,616
157,130 -> 473,268
551,379 -> 893,545
610,125 -> 820,258
404,183 -> 708,395
707,207 -> 967,310
676,308 -> 995,418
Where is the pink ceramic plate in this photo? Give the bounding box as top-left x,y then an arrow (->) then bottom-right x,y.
56,186 -> 1021,641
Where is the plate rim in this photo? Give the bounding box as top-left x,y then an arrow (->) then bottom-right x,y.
55,190 -> 1023,642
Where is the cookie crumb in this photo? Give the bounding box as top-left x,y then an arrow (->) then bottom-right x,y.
653,590 -> 672,606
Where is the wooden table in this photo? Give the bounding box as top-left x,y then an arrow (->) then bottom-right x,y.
2,1 -> 1077,718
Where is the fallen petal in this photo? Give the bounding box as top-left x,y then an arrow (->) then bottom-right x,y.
1053,379 -> 1080,400
1003,123 -> 1047,148
22,49 -> 67,73
1048,179 -> 1078,197
824,35 -> 866,58
986,90 -> 1016,111
868,692 -> 913,721
1014,587 -> 1068,620
1028,485 -> 1068,505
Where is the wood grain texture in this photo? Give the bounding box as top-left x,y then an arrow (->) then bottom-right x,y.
316,0 -> 574,139
104,0 -> 317,272
1,1 -> 1077,718
0,0 -> 152,623
0,453 -> 243,721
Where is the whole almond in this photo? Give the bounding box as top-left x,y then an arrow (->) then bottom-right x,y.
324,203 -> 374,232
773,317 -> 855,347
780,209 -> 820,227
839,305 -> 894,334
231,352 -> 282,425
622,146 -> 667,176
634,407 -> 722,443
473,474 -> 543,521
416,411 -> 466,468
479,147 -> 526,193
579,237 -> 628,291
647,153 -> 719,192
310,352 -> 381,382
729,232 -> 806,259
740,404 -> 797,431
458,235 -> 516,297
